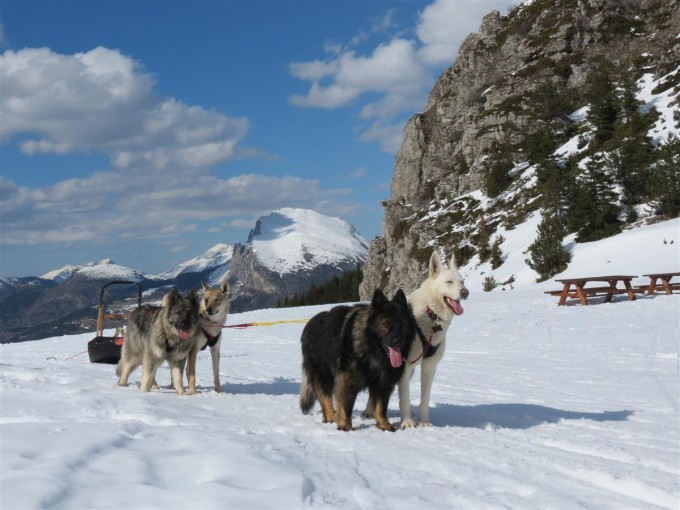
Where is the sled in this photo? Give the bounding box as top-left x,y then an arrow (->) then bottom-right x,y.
87,281 -> 142,364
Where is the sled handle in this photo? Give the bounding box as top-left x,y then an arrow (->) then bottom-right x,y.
96,281 -> 143,336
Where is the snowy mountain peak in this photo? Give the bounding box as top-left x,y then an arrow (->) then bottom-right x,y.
41,264 -> 81,283
248,208 -> 368,274
42,259 -> 139,283
153,244 -> 233,281
73,259 -> 143,282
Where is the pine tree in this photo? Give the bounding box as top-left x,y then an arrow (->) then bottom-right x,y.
478,217 -> 491,263
649,136 -> 680,217
483,142 -> 514,198
535,156 -> 571,219
490,235 -> 504,269
279,266 -> 364,307
586,68 -> 618,147
567,154 -> 622,242
482,276 -> 498,292
526,214 -> 572,282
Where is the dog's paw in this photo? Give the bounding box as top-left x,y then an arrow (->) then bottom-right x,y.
378,422 -> 396,432
400,418 -> 416,429
419,420 -> 433,428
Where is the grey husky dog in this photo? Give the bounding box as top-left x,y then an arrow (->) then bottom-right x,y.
116,287 -> 200,395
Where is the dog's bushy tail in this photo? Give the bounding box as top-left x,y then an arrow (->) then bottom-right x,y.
299,371 -> 315,414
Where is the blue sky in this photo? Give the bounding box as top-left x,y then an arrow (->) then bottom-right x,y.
0,0 -> 508,277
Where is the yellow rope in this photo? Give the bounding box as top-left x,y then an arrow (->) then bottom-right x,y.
248,319 -> 309,327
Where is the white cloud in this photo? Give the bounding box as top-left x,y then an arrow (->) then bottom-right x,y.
0,46 -> 362,250
0,47 -> 250,170
0,172 -> 358,247
288,0 -> 508,153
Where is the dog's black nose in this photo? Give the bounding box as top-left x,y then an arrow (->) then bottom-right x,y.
206,307 -> 213,315
460,288 -> 469,299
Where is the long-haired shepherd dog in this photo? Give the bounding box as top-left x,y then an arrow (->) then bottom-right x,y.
185,279 -> 229,395
300,288 -> 416,432
116,287 -> 200,395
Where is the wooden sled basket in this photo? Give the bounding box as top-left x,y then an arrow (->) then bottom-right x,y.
87,281 -> 142,364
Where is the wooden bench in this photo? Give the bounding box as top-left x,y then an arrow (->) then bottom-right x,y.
641,272 -> 680,295
545,275 -> 639,306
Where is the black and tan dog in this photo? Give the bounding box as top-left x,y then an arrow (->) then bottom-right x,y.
299,288 -> 416,431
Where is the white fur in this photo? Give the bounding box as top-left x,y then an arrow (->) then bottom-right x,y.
400,251 -> 468,428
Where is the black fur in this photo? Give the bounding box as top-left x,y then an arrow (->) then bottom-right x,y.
299,288 -> 416,431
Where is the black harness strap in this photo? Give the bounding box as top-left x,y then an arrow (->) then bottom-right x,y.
200,328 -> 222,351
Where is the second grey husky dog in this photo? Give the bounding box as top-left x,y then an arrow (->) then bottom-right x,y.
186,280 -> 229,394
116,287 -> 200,395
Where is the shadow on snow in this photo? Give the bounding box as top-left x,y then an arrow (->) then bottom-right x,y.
220,377 -> 300,396
425,403 -> 633,430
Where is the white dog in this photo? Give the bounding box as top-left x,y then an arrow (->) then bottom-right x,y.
399,251 -> 468,428
366,251 -> 468,427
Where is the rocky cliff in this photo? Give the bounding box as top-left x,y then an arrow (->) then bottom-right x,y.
360,0 -> 679,299
228,208 -> 368,311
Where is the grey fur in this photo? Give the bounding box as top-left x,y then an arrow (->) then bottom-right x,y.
116,287 -> 200,395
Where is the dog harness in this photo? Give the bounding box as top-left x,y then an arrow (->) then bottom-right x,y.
200,328 -> 221,350
409,306 -> 442,364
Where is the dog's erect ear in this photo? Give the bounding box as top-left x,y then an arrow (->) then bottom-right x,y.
201,281 -> 210,293
220,279 -> 229,295
392,288 -> 408,308
429,251 -> 443,278
371,288 -> 389,308
163,287 -> 180,307
186,289 -> 200,308
449,252 -> 458,271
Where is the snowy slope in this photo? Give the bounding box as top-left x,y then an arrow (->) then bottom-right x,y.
452,63 -> 680,293
152,244 -> 233,282
250,208 -> 369,274
41,264 -> 81,283
1,289 -> 678,509
639,67 -> 680,143
463,216 -> 680,292
72,259 -> 144,282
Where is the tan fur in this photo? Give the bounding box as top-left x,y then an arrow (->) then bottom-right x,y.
186,279 -> 229,395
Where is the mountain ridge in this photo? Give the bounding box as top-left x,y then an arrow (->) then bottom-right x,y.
0,208 -> 367,342
360,0 -> 680,300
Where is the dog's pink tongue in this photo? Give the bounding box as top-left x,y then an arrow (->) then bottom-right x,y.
448,297 -> 464,315
179,329 -> 190,340
388,347 -> 402,368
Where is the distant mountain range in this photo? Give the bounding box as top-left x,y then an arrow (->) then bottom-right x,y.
0,208 -> 368,343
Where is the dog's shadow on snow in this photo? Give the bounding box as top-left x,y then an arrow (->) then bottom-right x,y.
418,403 -> 633,430
217,377 -> 300,396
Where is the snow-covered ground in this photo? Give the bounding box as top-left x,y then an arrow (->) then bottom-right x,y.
2,288 -> 678,508
464,216 -> 679,293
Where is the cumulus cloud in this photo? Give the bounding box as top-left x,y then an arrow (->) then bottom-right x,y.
288,0 -> 508,152
0,171 -> 357,247
0,46 -> 359,248
0,47 -> 250,171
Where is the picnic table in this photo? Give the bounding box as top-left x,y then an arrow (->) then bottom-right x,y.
546,275 -> 639,306
641,272 -> 680,295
